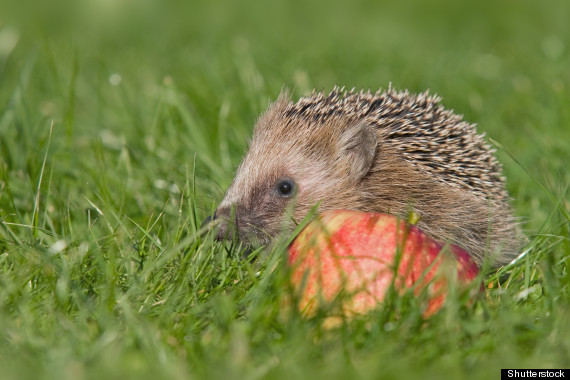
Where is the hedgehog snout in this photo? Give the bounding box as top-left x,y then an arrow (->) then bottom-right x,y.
206,205 -> 241,241
201,211 -> 216,229
207,203 -> 277,245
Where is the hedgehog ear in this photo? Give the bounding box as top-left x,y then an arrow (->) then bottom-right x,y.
338,122 -> 377,181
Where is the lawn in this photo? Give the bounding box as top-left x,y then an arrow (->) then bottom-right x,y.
0,0 -> 569,379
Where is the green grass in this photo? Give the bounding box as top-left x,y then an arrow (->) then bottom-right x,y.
0,0 -> 569,378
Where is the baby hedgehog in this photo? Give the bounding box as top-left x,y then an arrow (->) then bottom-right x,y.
212,87 -> 522,267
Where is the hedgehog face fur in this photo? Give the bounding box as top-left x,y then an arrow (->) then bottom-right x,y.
214,87 -> 522,267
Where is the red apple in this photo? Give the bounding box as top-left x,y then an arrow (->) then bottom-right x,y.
287,209 -> 480,318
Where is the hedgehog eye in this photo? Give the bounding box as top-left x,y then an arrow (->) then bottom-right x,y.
276,179 -> 295,197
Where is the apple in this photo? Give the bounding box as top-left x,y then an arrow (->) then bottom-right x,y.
287,209 -> 480,318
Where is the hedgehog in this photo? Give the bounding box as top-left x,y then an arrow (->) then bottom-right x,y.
210,87 -> 522,267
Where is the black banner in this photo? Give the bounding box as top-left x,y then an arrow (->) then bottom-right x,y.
502,369 -> 568,379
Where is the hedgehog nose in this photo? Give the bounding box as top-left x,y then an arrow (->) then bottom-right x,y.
206,207 -> 237,241
201,211 -> 217,229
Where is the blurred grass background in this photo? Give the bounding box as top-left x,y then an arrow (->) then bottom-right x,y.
0,0 -> 569,379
